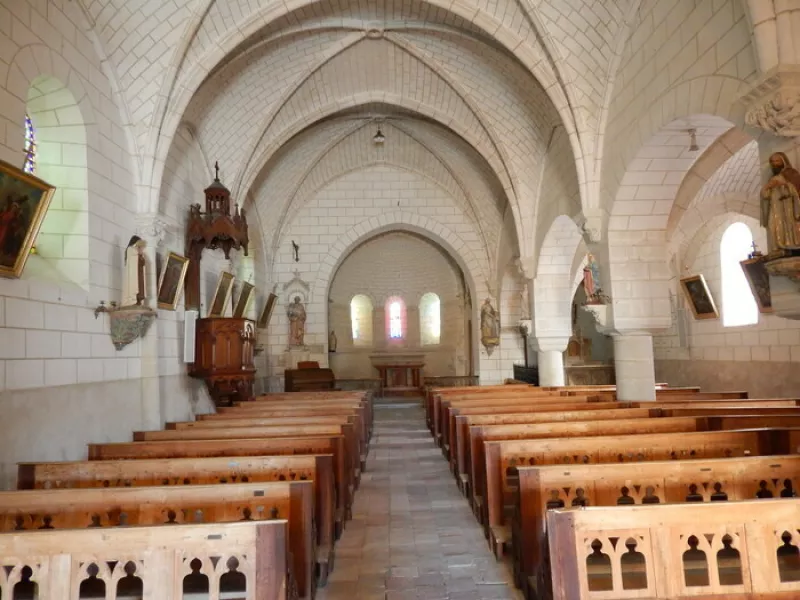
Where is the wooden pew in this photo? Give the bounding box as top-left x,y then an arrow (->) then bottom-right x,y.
434,393 -> 592,450
482,428 -> 800,560
547,499 -> 800,599
222,401 -> 371,458
0,481 -> 315,599
87,435 -> 353,537
18,453 -> 338,580
469,414 -> 800,515
0,519 -> 289,599
248,391 -> 374,437
425,384 -> 530,428
447,402 -> 634,470
452,407 -> 652,493
512,454 -> 800,598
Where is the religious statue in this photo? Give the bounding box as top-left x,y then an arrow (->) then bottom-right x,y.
329,330 -> 337,352
122,236 -> 147,307
761,152 -> 800,254
480,298 -> 500,355
519,283 -> 530,320
287,296 -> 306,346
583,253 -> 602,304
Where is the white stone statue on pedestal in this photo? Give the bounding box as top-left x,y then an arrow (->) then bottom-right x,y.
122,236 -> 147,307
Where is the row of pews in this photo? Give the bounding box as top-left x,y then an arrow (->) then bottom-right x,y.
425,383 -> 800,599
1,389 -> 374,600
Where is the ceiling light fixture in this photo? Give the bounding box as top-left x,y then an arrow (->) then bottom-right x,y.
688,128 -> 699,152
373,128 -> 385,145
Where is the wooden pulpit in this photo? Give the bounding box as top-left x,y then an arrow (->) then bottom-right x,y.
189,317 -> 256,406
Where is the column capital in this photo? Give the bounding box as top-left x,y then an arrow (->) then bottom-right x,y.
737,65 -> 800,137
513,256 -> 536,281
529,335 -> 570,353
135,213 -> 170,246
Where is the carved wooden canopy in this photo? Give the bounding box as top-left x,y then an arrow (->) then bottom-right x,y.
185,163 -> 249,310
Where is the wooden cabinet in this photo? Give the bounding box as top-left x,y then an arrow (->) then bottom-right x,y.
189,317 -> 256,406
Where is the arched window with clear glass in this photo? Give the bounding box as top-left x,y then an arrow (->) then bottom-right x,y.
385,296 -> 406,340
350,295 -> 373,346
419,292 -> 441,345
720,222 -> 758,327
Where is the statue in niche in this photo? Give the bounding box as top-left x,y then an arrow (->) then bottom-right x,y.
329,330 -> 337,352
583,253 -> 603,304
480,298 -> 500,355
122,236 -> 147,307
519,283 -> 530,320
760,152 -> 800,253
287,296 -> 307,346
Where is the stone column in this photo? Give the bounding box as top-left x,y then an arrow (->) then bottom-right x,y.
135,214 -> 168,430
613,333 -> 656,402
532,336 -> 569,387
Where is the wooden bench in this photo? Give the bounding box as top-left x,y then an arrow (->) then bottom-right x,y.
425,384 -> 530,428
247,391 -> 374,436
87,435 -> 353,537
512,454 -> 800,598
482,428 -> 800,560
222,401 -> 371,455
18,453 -> 338,581
0,519 -> 289,599
448,402 -> 637,474
471,414 -> 800,513
134,423 -> 361,489
547,498 -> 800,599
0,481 -> 315,599
434,393 -> 593,450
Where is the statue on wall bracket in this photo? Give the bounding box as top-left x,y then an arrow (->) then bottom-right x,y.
480,298 -> 500,356
760,152 -> 800,255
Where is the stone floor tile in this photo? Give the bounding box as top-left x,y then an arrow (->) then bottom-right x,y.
314,398 -> 523,600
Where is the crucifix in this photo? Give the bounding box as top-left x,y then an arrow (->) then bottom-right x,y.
292,240 -> 299,262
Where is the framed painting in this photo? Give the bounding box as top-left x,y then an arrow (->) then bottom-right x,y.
208,271 -> 235,317
233,281 -> 255,318
257,292 -> 278,329
680,274 -> 719,320
0,159 -> 56,278
156,252 -> 190,310
740,257 -> 773,314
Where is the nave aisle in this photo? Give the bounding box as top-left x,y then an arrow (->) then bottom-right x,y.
317,399 -> 522,600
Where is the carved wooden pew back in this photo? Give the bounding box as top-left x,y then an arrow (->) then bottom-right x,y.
0,481 -> 314,599
482,428 -> 800,559
547,498 -> 800,599
513,454 -> 800,598
87,435 -> 352,537
18,454 -> 337,569
0,519 -> 289,600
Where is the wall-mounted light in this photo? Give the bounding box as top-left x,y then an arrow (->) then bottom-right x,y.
688,128 -> 699,152
373,128 -> 385,145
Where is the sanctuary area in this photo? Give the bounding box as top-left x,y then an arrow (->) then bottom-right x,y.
2,0 -> 800,598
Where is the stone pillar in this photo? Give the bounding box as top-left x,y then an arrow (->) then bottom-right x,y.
613,333 -> 656,402
135,214 -> 168,430
531,336 -> 568,387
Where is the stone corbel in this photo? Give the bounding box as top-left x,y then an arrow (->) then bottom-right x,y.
93,304 -> 157,350
580,303 -> 611,334
135,214 -> 169,246
737,66 -> 800,136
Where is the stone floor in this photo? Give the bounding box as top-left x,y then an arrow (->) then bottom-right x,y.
316,398 -> 523,600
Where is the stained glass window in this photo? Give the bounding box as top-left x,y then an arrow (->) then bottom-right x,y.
385,296 -> 406,340
24,114 -> 36,174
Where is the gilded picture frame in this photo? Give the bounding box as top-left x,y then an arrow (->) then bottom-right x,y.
740,257 -> 773,314
257,292 -> 278,329
0,159 -> 56,279
156,252 -> 190,310
208,271 -> 235,317
680,274 -> 719,320
233,281 -> 255,318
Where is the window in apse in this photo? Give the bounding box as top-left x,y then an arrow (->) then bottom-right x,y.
420,292 -> 441,345
350,295 -> 373,345
23,114 -> 36,174
385,296 -> 406,340
720,222 -> 758,327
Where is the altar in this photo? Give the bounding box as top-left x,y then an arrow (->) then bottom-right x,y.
370,353 -> 425,396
